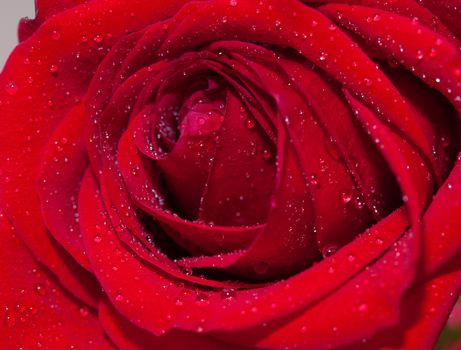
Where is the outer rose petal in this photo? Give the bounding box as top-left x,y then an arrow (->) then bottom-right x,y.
0,0 -> 199,306
37,103 -> 92,271
99,299 -> 251,350
18,0 -> 92,41
0,212 -> 113,349
339,255 -> 461,350
420,0 -> 461,38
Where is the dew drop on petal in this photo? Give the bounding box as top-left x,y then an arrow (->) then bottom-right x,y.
322,245 -> 338,258
309,174 -> 319,188
93,34 -> 104,44
319,52 -> 328,61
49,64 -> 59,75
262,149 -> 272,160
195,293 -> 210,307
245,118 -> 255,129
51,30 -> 61,40
4,307 -> 15,328
5,82 -> 18,96
341,191 -> 353,204
79,307 -> 89,317
220,289 -> 236,300
35,283 -> 47,296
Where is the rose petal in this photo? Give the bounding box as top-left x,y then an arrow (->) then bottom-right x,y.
302,0 -> 459,44
340,255 -> 461,350
99,298 -> 251,350
79,167 -> 409,334
1,0 -> 195,305
320,5 -> 461,113
419,0 -> 461,38
0,212 -> 112,349
37,103 -> 92,270
421,157 -> 461,276
212,229 -> 419,349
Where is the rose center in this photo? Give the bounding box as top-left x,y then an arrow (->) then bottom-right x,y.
148,74 -> 276,227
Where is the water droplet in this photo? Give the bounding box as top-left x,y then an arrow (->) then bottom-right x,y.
347,254 -> 356,262
161,23 -> 169,31
375,237 -> 384,245
363,78 -> 373,87
440,135 -> 450,148
358,303 -> 368,312
220,289 -> 236,300
115,294 -> 124,302
262,149 -> 272,160
253,261 -> 269,274
319,52 -> 328,61
373,14 -> 381,22
5,82 -> 18,95
195,293 -> 210,307
79,307 -> 89,317
309,174 -> 319,188
51,30 -> 61,40
49,64 -> 59,75
245,118 -> 255,129
93,34 -> 104,44
35,283 -> 47,296
93,234 -> 102,243
229,0 -> 238,7
341,191 -> 353,204
4,307 -> 15,328
429,48 -> 437,59
322,245 -> 338,258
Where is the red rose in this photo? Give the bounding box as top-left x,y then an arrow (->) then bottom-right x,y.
1,0 -> 461,349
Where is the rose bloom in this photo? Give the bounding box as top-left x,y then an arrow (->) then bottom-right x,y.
1,0 -> 461,349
